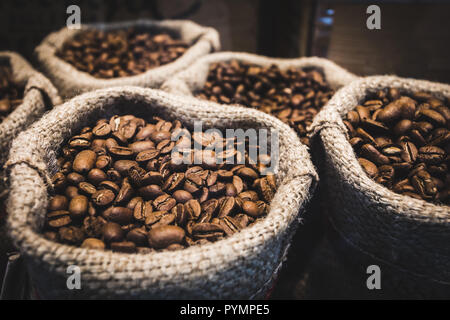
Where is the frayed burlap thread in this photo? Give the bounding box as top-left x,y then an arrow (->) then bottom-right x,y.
161,52 -> 357,96
35,20 -> 220,99
6,87 -> 317,299
310,76 -> 450,298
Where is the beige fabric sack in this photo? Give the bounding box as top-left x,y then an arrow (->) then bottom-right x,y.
0,51 -> 61,288
161,52 -> 357,97
310,75 -> 450,298
35,19 -> 220,99
5,87 -> 317,299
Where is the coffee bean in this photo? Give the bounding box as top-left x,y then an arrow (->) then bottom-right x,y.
126,228 -> 148,246
57,29 -> 189,79
73,150 -> 97,174
346,88 -> 450,205
92,189 -> 115,207
102,222 -> 124,243
148,225 -> 185,249
195,61 -> 334,146
111,241 -> 137,253
81,238 -> 105,250
44,114 -> 276,252
102,207 -> 133,225
68,195 -> 89,220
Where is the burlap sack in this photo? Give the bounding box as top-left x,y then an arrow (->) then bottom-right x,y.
5,86 -> 317,299
310,76 -> 450,299
161,52 -> 357,96
0,52 -> 61,287
35,19 -> 220,99
161,52 -> 358,299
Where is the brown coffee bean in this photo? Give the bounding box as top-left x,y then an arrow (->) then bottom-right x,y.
153,194 -> 176,211
48,195 -> 69,211
139,184 -> 164,199
172,190 -> 193,203
185,199 -> 201,220
81,238 -> 105,250
103,222 -> 124,243
73,150 -> 97,174
92,189 -> 115,207
69,195 -> 89,220
59,226 -> 84,245
47,210 -> 72,228
102,206 -> 133,224
127,228 -> 148,246
111,241 -> 137,253
148,225 -> 185,249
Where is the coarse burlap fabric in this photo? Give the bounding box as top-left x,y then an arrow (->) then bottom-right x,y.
310,75 -> 450,298
161,52 -> 357,96
35,19 -> 220,100
0,51 -> 61,289
5,86 -> 317,299
0,52 -> 61,165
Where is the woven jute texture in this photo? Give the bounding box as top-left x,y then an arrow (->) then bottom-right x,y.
35,19 -> 220,99
5,86 -> 317,299
310,75 -> 450,298
0,51 -> 61,289
161,52 -> 357,96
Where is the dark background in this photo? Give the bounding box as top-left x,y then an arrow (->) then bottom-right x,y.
0,0 -> 449,83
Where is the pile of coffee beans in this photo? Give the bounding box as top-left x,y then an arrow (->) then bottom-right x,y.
345,88 -> 450,205
0,64 -> 24,122
44,114 -> 277,253
57,28 -> 189,79
195,60 -> 334,146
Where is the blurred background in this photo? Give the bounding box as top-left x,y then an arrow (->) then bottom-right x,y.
0,0 -> 449,83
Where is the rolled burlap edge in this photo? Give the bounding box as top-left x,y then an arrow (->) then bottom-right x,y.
6,86 -> 317,299
0,51 -> 61,291
35,19 -> 221,100
309,75 -> 450,298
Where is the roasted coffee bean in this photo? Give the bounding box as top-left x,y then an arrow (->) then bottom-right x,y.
48,195 -> 69,211
81,238 -> 105,250
102,222 -> 124,244
44,114 -> 276,252
147,225 -> 185,249
59,226 -> 84,245
111,241 -> 137,253
57,29 -> 189,79
195,61 -> 334,146
346,88 -> 449,205
73,150 -> 97,174
92,189 -> 115,207
126,227 -> 148,246
102,206 -> 133,225
47,210 -> 72,228
68,195 -> 89,220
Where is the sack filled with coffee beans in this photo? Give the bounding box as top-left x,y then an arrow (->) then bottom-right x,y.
310,76 -> 450,298
162,52 -> 357,298
35,19 -> 220,99
5,86 -> 317,299
162,52 -> 357,147
0,51 -> 61,289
